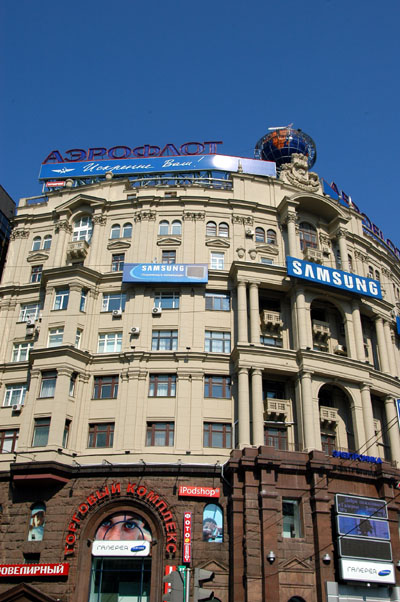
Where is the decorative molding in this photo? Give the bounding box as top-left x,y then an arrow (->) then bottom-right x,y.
205,238 -> 230,249
319,234 -> 331,247
236,247 -> 246,259
10,229 -> 29,240
254,243 -> 279,255
27,252 -> 49,263
335,227 -> 348,240
354,250 -> 368,263
134,211 -> 156,222
232,215 -> 254,226
107,240 -> 131,251
157,237 -> 182,247
54,220 -> 72,234
182,212 -> 205,221
248,249 -> 257,260
279,153 -> 321,193
92,215 -> 107,226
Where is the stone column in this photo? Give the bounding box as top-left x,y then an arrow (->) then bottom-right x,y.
300,371 -> 316,450
89,214 -> 106,268
286,212 -> 299,257
237,281 -> 248,344
336,228 -> 349,272
54,220 -> 71,266
375,316 -> 390,373
384,397 -> 400,466
360,384 -> 378,456
294,287 -> 310,349
351,300 -> 365,361
238,367 -> 250,447
251,369 -> 264,447
249,283 -> 260,344
383,321 -> 397,376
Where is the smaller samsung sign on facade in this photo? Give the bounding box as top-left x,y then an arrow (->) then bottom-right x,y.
123,263 -> 208,284
92,540 -> 150,557
287,257 -> 382,299
339,559 -> 395,584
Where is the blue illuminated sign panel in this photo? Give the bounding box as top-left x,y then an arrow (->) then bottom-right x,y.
335,494 -> 387,519
122,264 -> 208,284
337,515 -> 390,540
39,154 -> 276,181
286,257 -> 382,299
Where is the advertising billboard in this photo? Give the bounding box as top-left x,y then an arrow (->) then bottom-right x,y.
336,515 -> 390,540
335,494 -> 387,519
339,559 -> 395,584
123,263 -> 208,284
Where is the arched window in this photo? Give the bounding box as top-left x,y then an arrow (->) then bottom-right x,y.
218,222 -> 229,237
255,227 -> 265,242
299,222 -> 317,250
348,254 -> 353,272
267,229 -> 276,244
171,220 -> 182,235
159,220 -> 169,235
73,216 -> 93,242
32,236 -> 41,251
110,224 -> 121,239
375,270 -> 380,281
206,221 -> 217,236
202,504 -> 223,542
28,502 -> 46,541
43,235 -> 52,250
122,222 -> 132,238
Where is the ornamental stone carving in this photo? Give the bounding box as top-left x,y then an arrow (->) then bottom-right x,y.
182,212 -> 205,221
92,215 -> 107,226
232,215 -> 254,226
249,249 -> 257,260
10,229 -> 29,240
236,247 -> 246,259
134,211 -> 156,222
354,250 -> 368,263
54,220 -> 72,234
279,153 -> 321,193
335,227 -> 348,240
319,234 -> 331,247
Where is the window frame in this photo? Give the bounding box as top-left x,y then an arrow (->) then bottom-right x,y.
39,371 -> 57,399
0,429 -> 19,453
161,250 -> 176,264
205,331 -> 231,353
110,224 -> 121,239
255,227 -> 265,242
210,252 -> 225,270
88,423 -> 114,448
146,422 -> 175,447
204,375 -> 231,399
12,342 -> 33,362
299,222 -> 317,250
48,327 -> 64,347
19,303 -> 40,322
30,265 -> 42,283
154,291 -> 180,310
111,253 -> 125,272
4,384 -> 27,407
205,291 -> 230,311
282,499 -> 302,539
203,422 -> 232,448
264,426 -> 288,450
122,222 -> 132,238
101,293 -> 126,313
151,330 -> 178,351
266,229 -> 276,244
53,288 -> 69,311
218,222 -> 229,237
72,216 -> 93,242
93,375 -> 119,400
158,220 -> 169,236
149,374 -> 176,397
42,235 -> 52,250
32,418 -> 51,448
206,221 -> 217,236
171,220 -> 182,235
80,289 -> 88,312
97,332 -> 123,353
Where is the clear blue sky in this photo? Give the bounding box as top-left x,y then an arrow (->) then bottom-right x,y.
1,0 -> 399,246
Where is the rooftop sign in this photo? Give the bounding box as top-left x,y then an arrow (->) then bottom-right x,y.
287,257 -> 382,299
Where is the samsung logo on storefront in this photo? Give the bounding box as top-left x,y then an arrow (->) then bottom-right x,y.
287,257 -> 382,299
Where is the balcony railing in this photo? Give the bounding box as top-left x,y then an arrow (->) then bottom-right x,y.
261,310 -> 282,329
320,405 -> 339,427
66,240 -> 90,260
264,398 -> 291,420
312,320 -> 330,339
303,247 -> 323,263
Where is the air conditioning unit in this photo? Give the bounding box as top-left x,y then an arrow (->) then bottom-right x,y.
245,228 -> 255,237
130,326 -> 140,335
152,307 -> 162,315
112,309 -> 122,318
12,404 -> 22,413
334,344 -> 347,356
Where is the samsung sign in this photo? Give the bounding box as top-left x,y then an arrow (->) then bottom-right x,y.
287,257 -> 382,300
339,559 -> 395,584
123,263 -> 208,284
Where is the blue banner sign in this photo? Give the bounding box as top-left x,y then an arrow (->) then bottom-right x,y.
337,515 -> 390,540
287,257 -> 382,299
396,398 -> 400,430
122,263 -> 208,284
335,494 -> 388,519
332,450 -> 382,464
39,154 -> 276,181
396,317 -> 400,336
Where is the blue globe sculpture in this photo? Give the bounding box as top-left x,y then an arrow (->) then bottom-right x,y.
255,127 -> 317,169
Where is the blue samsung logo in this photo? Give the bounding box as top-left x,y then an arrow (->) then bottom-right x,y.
287,257 -> 382,300
378,570 -> 391,576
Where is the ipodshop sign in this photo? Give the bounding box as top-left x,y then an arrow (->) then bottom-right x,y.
178,486 -> 220,498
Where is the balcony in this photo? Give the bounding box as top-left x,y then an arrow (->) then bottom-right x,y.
264,398 -> 291,421
312,320 -> 330,339
261,310 -> 282,329
66,240 -> 90,261
320,406 -> 339,428
303,247 -> 323,263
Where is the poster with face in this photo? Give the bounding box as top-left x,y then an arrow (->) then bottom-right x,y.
202,504 -> 223,543
28,503 -> 46,541
95,512 -> 152,542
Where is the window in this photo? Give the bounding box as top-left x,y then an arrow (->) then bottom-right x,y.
75,329 -> 83,349
154,291 -> 180,309
32,237 -> 41,251
0,429 -> 18,453
110,224 -> 121,239
171,220 -> 182,235
203,423 -> 232,448
43,235 -> 52,250
218,222 -> 229,237
210,252 -> 224,270
19,303 -> 40,322
111,253 -> 125,272
146,422 -> 174,446
368,265 -> 374,279
32,418 -> 50,447
93,376 -> 119,399
299,222 -> 317,250
69,373 -> 77,397
4,384 -> 27,407
159,220 -> 169,235
48,327 -> 64,347
267,229 -> 276,244
204,376 -> 231,398
375,270 -> 380,281
255,227 -> 265,242
28,503 -> 46,542
12,343 -> 33,362
260,257 -> 273,265
321,433 -> 336,455
53,288 -> 69,310
63,420 -> 71,448
205,292 -> 230,311
40,371 -> 57,398
102,293 -> 126,312
264,426 -> 287,450
151,330 -> 178,351
73,216 -> 93,242
162,250 -> 176,264
348,254 -> 353,272
98,332 -> 122,353
260,335 -> 283,347
80,289 -> 88,312
149,374 -> 176,397
122,222 -> 132,238
282,499 -> 302,538
203,504 -> 223,542
88,423 -> 114,448
30,265 -> 42,283
205,331 -> 231,353
206,221 -> 217,236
